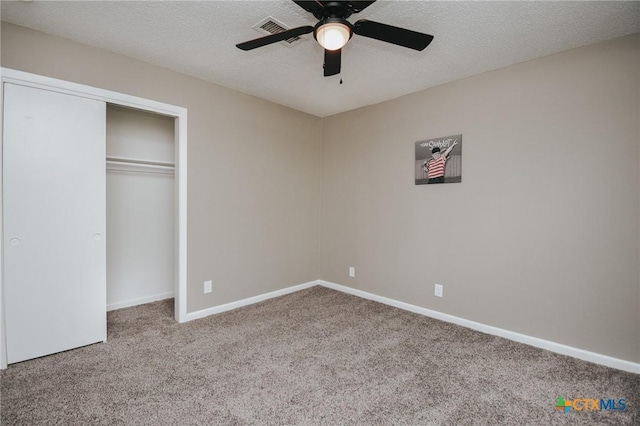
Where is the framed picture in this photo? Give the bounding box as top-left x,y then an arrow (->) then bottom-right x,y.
415,134 -> 462,185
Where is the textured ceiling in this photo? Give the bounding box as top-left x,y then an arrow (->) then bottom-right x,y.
2,1 -> 639,117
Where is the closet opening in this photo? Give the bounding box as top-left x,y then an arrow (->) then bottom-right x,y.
106,105 -> 176,317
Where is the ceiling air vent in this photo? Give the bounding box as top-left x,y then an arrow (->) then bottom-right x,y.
252,16 -> 304,46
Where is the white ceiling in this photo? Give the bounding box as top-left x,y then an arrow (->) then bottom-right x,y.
2,1 -> 639,117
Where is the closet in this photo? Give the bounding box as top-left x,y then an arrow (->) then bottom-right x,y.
106,105 -> 175,311
2,81 -> 177,365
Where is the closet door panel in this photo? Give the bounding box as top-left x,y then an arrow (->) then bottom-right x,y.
3,83 -> 106,364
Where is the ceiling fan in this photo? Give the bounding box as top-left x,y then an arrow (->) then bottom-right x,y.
236,0 -> 434,77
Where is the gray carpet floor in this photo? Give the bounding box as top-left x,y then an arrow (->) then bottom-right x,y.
0,286 -> 638,425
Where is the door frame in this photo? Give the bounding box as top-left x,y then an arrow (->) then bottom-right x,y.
0,68 -> 189,369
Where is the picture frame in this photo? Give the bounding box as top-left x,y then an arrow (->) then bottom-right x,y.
415,134 -> 462,185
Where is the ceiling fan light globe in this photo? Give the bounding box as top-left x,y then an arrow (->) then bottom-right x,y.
316,22 -> 351,50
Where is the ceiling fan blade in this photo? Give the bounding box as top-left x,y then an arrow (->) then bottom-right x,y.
353,19 -> 433,51
324,49 -> 341,77
236,26 -> 314,51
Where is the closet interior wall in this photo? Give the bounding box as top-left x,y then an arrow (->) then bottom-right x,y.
106,105 -> 175,310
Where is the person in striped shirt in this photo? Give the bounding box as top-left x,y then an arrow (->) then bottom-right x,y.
422,140 -> 458,184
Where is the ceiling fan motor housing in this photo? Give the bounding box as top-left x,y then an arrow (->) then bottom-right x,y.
311,1 -> 354,20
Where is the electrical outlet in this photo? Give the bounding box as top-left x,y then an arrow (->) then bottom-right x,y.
204,280 -> 212,294
434,283 -> 443,298
349,267 -> 355,278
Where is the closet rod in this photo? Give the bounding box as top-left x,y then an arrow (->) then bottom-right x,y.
106,165 -> 174,176
106,155 -> 175,168
106,161 -> 174,172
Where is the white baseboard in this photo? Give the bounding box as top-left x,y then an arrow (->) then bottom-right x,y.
107,291 -> 174,312
317,280 -> 640,375
184,280 -> 317,322
176,279 -> 638,374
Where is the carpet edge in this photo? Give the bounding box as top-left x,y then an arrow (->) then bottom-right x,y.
318,280 -> 640,374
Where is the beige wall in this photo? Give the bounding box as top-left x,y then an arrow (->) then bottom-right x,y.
1,22 -> 322,313
321,35 -> 640,363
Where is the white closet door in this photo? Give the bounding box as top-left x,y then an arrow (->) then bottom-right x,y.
3,83 -> 106,364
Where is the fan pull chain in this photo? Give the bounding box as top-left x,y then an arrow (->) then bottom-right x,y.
340,78 -> 343,85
